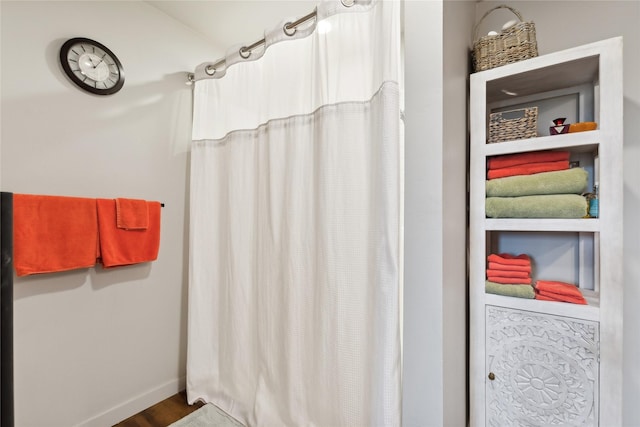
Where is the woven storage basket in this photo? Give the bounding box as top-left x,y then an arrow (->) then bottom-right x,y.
488,107 -> 538,143
473,5 -> 538,72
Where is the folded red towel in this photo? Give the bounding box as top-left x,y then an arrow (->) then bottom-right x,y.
535,290 -> 587,304
486,275 -> 532,285
488,261 -> 532,273
535,280 -> 574,294
535,280 -> 584,297
486,269 -> 530,278
534,280 -> 587,304
116,198 -> 148,230
487,160 -> 570,180
487,253 -> 531,266
13,194 -> 98,276
487,150 -> 570,170
97,199 -> 161,268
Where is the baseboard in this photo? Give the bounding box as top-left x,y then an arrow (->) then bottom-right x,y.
75,376 -> 186,427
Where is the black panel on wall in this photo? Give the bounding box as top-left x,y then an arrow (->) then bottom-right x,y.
1,192 -> 14,427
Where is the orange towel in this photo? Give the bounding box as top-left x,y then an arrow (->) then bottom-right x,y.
488,261 -> 532,273
96,199 -> 161,268
487,150 -> 570,170
487,160 -> 570,180
486,275 -> 532,285
116,198 -> 148,230
535,291 -> 587,304
486,269 -> 530,278
487,253 -> 531,266
534,280 -> 587,304
13,194 -> 98,276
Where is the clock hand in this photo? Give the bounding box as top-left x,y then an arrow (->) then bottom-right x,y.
93,54 -> 108,69
86,54 -> 107,70
86,53 -> 99,68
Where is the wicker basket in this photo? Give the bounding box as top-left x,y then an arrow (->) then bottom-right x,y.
488,107 -> 538,143
472,5 -> 538,72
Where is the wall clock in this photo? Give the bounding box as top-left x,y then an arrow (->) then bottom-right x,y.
59,37 -> 125,95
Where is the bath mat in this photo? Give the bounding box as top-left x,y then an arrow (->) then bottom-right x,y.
169,403 -> 245,427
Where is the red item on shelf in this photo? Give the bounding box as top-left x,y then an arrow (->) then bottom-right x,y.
487,160 -> 570,179
488,261 -> 532,273
487,253 -> 531,266
534,280 -> 587,304
486,269 -> 530,278
487,150 -> 570,170
487,275 -> 532,285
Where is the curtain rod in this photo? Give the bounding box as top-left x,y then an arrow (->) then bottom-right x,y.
186,0 -> 359,83
187,9 -> 317,83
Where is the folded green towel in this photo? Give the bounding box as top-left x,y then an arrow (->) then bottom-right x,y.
486,280 -> 535,299
486,194 -> 588,218
486,167 -> 588,197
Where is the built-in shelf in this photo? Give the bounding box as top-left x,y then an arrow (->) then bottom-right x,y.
483,131 -> 600,156
485,218 -> 599,232
470,37 -> 623,426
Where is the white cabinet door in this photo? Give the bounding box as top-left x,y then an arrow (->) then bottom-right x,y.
486,306 -> 599,426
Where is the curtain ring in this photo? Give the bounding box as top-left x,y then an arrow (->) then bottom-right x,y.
283,23 -> 296,36
205,65 -> 216,76
341,0 -> 355,7
239,47 -> 251,59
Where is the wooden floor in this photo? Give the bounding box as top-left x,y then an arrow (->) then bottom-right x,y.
113,391 -> 205,427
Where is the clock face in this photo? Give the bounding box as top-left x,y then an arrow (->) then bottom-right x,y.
60,38 -> 124,95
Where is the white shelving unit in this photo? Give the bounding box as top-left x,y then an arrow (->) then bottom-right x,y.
469,38 -> 623,426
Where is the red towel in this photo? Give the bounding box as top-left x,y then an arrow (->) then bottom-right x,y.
487,275 -> 532,285
96,199 -> 161,268
487,253 -> 531,266
486,269 -> 530,278
13,194 -> 98,276
536,280 -> 583,295
488,261 -> 532,273
487,150 -> 570,169
116,198 -> 148,230
487,160 -> 570,179
535,291 -> 587,304
534,280 -> 587,304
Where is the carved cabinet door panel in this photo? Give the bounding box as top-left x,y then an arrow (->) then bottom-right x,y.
486,306 -> 599,426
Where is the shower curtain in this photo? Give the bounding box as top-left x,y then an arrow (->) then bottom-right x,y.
188,1 -> 402,425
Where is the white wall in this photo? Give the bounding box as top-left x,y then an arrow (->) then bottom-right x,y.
0,2 -> 216,426
403,0 -> 475,425
475,2 -> 640,425
403,1 -> 444,424
443,2 -> 475,425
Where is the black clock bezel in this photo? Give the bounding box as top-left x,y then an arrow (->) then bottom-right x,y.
59,37 -> 125,96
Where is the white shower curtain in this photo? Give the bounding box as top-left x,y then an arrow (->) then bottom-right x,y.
188,1 -> 403,425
